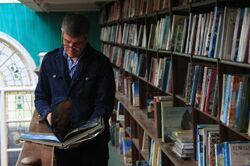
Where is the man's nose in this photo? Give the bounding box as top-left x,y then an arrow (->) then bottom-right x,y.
68,42 -> 74,47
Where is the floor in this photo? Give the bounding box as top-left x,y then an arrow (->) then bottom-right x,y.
108,142 -> 124,166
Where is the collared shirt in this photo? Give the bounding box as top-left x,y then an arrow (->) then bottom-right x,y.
63,50 -> 81,78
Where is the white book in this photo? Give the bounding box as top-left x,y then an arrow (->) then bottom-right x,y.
142,25 -> 147,48
189,15 -> 198,54
194,14 -> 203,55
223,8 -> 237,60
200,13 -> 210,56
214,13 -> 224,58
238,8 -> 250,62
185,13 -> 193,53
204,11 -> 214,56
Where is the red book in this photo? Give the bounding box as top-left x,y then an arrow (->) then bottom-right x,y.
204,68 -> 216,113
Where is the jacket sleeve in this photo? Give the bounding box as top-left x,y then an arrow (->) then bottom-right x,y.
90,58 -> 116,122
34,56 -> 52,120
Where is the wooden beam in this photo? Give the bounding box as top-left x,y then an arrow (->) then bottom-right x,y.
16,111 -> 54,166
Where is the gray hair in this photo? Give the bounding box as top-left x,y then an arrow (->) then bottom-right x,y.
61,13 -> 90,37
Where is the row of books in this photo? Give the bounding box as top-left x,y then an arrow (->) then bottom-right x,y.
196,124 -> 250,166
215,141 -> 250,166
172,7 -> 250,62
183,63 -> 218,116
100,0 -> 210,24
99,0 -> 170,23
114,70 -> 140,107
103,45 -> 173,93
102,45 -> 123,67
100,25 -> 122,44
220,74 -> 250,134
100,16 -> 171,50
196,124 -> 220,166
149,139 -> 162,166
99,1 -> 121,24
101,7 -> 250,64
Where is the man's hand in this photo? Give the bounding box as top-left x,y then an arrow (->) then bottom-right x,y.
46,112 -> 52,126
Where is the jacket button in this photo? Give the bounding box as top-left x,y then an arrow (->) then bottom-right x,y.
85,77 -> 89,80
53,74 -> 56,78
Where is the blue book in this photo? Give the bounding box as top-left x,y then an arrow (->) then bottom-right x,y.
189,65 -> 200,106
132,82 -> 140,106
209,7 -> 224,58
224,141 -> 250,166
222,74 -> 232,124
235,81 -> 244,128
214,143 -> 224,166
196,124 -> 218,162
162,59 -> 170,91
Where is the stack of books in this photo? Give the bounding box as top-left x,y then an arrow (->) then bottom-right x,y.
172,130 -> 194,158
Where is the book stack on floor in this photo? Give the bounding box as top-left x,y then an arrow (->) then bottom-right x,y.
172,130 -> 194,158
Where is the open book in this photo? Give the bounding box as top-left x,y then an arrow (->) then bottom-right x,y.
19,99 -> 104,149
19,117 -> 104,149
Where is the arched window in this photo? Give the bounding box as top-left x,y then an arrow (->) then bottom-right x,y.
0,31 -> 37,166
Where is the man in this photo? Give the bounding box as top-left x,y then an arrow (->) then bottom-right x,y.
35,13 -> 115,166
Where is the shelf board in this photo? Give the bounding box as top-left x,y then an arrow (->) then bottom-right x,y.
116,92 -> 197,166
100,20 -> 121,27
194,108 -> 219,122
122,17 -> 136,23
122,69 -> 172,95
175,94 -> 186,103
138,46 -> 148,51
220,123 -> 250,140
146,48 -> 158,53
173,52 -> 191,58
161,142 -> 197,166
111,63 -> 120,69
120,121 -> 125,128
220,59 -> 250,68
124,44 -> 138,50
192,55 -> 218,63
101,40 -> 121,47
145,12 -> 157,19
217,0 -> 250,8
140,149 -> 149,163
132,138 -> 149,163
158,49 -> 172,54
172,4 -> 190,12
157,8 -> 170,16
191,0 -> 216,8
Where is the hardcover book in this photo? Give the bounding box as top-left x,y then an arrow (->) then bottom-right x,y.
19,100 -> 104,149
19,117 -> 104,149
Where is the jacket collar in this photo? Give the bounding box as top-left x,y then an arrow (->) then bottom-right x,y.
56,43 -> 94,93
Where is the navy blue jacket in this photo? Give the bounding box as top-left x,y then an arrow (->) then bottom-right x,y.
35,43 -> 115,141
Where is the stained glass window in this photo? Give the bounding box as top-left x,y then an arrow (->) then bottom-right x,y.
0,34 -> 36,166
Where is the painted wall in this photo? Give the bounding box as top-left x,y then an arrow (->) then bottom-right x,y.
0,3 -> 101,66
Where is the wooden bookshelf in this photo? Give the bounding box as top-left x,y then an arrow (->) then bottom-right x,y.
101,0 -> 250,165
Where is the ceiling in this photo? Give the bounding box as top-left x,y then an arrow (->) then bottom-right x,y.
18,0 -> 114,12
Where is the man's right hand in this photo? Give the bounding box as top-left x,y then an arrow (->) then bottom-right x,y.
46,112 -> 52,126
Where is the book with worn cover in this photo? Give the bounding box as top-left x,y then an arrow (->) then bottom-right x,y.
19,117 -> 104,149
19,99 -> 104,149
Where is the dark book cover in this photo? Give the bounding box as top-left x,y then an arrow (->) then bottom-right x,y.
51,100 -> 72,141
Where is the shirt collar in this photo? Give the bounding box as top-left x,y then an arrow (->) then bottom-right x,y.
62,49 -> 82,64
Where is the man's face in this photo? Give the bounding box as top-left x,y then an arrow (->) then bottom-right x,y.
62,32 -> 87,59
